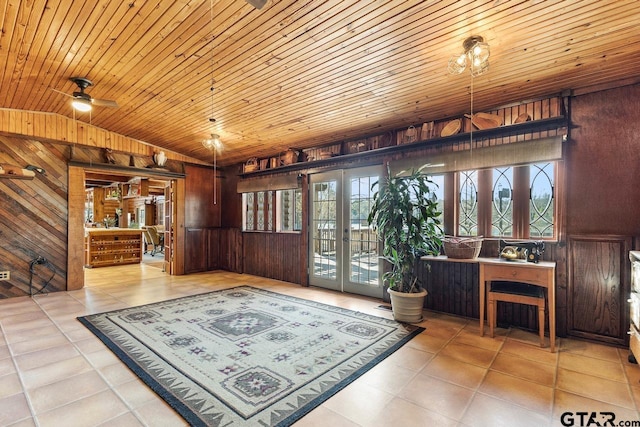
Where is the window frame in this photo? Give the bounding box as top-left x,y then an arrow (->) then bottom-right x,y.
452,161 -> 558,241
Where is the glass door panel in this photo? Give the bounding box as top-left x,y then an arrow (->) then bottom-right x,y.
308,167 -> 381,298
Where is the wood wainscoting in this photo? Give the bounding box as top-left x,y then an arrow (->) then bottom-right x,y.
243,232 -> 307,286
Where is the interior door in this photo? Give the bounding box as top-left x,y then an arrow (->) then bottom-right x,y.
308,166 -> 382,298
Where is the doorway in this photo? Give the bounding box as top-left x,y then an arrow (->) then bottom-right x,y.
308,166 -> 382,298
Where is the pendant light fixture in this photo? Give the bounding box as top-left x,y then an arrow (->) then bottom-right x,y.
447,35 -> 490,156
448,35 -> 490,77
202,134 -> 222,205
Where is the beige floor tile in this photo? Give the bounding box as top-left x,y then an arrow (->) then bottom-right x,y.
0,343 -> 10,360
20,355 -> 93,390
0,373 -> 23,399
399,373 -> 475,420
452,328 -> 505,352
552,390 -> 640,427
0,357 -> 17,377
8,333 -> 70,356
360,396 -> 458,427
95,412 -> 145,427
113,379 -> 159,409
0,393 -> 32,426
133,398 -> 190,427
462,392 -> 551,427
384,344 -> 434,372
406,330 -> 453,353
559,351 -> 626,382
421,354 -> 488,389
440,342 -> 497,368
324,381 -> 394,424
479,370 -> 553,414
6,417 -> 37,427
13,343 -> 80,371
561,339 -> 621,362
3,268 -> 640,426
500,339 -> 558,366
358,359 -> 418,395
490,352 -> 555,386
27,370 -> 109,414
294,405 -> 360,427
98,361 -> 142,387
35,389 -> 129,427
556,368 -> 635,409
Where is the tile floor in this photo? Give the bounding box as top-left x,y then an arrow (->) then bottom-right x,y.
1,264 -> 639,426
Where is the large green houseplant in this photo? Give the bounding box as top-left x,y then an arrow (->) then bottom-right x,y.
368,164 -> 443,322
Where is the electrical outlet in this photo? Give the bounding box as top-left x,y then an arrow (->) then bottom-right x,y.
0,271 -> 9,281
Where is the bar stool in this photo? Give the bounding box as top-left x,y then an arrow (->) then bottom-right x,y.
488,281 -> 546,347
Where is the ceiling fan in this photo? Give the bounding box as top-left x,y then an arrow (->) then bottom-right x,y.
53,77 -> 119,112
245,0 -> 267,9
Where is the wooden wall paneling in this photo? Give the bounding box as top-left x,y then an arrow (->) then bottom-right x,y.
184,228 -> 207,274
243,232 -> 304,285
208,228 -> 220,271
420,259 -> 479,319
567,234 -> 631,346
184,164 -> 220,229
0,136 -> 70,297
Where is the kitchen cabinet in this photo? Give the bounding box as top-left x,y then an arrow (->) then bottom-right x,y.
85,229 -> 143,268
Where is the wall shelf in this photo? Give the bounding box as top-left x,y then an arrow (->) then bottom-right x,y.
239,116 -> 568,178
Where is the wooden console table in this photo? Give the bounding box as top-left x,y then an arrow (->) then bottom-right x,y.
479,258 -> 556,352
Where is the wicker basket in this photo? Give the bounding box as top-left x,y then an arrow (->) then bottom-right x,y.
443,236 -> 483,259
243,157 -> 259,173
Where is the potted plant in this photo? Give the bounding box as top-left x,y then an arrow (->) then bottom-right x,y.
368,164 -> 443,322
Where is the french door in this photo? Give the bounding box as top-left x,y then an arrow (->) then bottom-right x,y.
308,166 -> 382,298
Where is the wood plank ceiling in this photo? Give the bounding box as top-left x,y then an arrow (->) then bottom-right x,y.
1,0 -> 639,167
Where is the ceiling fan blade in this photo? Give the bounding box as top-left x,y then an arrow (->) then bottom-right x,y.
245,0 -> 267,9
50,87 -> 72,98
92,98 -> 119,108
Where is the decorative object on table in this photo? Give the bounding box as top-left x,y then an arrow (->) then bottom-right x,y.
77,286 -> 423,426
465,112 -> 503,130
443,236 -> 483,259
499,239 -> 545,263
440,119 -> 461,137
368,164 -> 443,323
152,150 -> 167,167
103,216 -> 116,228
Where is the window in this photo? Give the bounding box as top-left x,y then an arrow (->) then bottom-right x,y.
491,167 -> 513,237
277,188 -> 303,232
430,174 -> 445,227
455,162 -> 556,239
529,162 -> 554,238
458,170 -> 478,236
242,188 -> 303,233
242,191 -> 273,232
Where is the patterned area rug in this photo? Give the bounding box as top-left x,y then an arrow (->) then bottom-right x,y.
78,286 -> 424,426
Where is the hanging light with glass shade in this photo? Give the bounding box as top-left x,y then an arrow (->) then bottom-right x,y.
202,134 -> 222,205
448,35 -> 490,77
